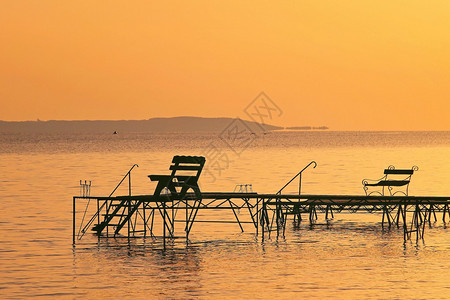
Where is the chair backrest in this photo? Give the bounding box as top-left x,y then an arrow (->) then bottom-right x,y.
384,166 -> 418,196
169,155 -> 206,178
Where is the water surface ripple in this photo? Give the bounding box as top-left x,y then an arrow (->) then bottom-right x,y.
0,131 -> 449,299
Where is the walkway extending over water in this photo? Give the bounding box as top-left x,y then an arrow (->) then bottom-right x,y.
73,192 -> 450,247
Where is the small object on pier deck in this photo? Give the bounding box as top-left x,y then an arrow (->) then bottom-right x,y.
362,165 -> 418,196
113,131 -> 117,134
233,184 -> 253,193
80,180 -> 91,197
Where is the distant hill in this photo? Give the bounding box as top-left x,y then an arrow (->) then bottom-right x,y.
0,117 -> 283,133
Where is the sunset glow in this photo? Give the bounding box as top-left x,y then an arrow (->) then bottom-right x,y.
1,1 -> 449,130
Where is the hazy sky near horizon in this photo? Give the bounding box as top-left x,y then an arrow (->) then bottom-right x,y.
1,1 -> 449,130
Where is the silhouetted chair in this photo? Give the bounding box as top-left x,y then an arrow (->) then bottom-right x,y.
149,155 -> 206,200
362,165 -> 418,196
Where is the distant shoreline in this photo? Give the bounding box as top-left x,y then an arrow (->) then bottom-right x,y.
0,117 -> 290,133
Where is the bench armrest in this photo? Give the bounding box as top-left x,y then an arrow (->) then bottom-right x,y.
362,177 -> 385,186
148,174 -> 171,181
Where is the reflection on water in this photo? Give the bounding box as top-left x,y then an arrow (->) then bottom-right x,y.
69,218 -> 450,299
0,131 -> 450,299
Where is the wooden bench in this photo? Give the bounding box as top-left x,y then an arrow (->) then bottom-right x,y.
148,155 -> 206,200
362,166 -> 418,196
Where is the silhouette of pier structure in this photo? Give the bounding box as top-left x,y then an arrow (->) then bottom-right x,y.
73,157 -> 450,246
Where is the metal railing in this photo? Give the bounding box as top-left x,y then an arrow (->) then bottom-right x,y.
76,164 -> 139,240
108,164 -> 139,197
276,161 -> 317,195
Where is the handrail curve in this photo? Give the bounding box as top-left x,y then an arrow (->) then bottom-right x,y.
276,161 -> 317,195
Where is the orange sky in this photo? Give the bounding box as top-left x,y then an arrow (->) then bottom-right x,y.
1,1 -> 449,130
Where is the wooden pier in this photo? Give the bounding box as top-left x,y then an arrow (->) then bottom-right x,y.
73,159 -> 450,247
73,192 -> 450,245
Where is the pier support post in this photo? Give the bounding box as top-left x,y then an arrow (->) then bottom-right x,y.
309,205 -> 317,225
186,199 -> 189,242
395,205 -> 404,227
143,202 -> 147,237
443,204 -> 449,222
325,205 -> 333,220
229,199 -> 244,232
163,200 -> 166,250
402,204 -> 408,240
261,199 -> 265,241
256,198 -> 259,236
73,197 -> 76,245
276,196 -> 280,238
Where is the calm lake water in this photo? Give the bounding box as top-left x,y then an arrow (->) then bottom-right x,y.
1,131 -> 450,299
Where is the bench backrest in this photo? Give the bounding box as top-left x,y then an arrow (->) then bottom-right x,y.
169,155 -> 206,178
384,166 -> 417,182
384,169 -> 414,175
